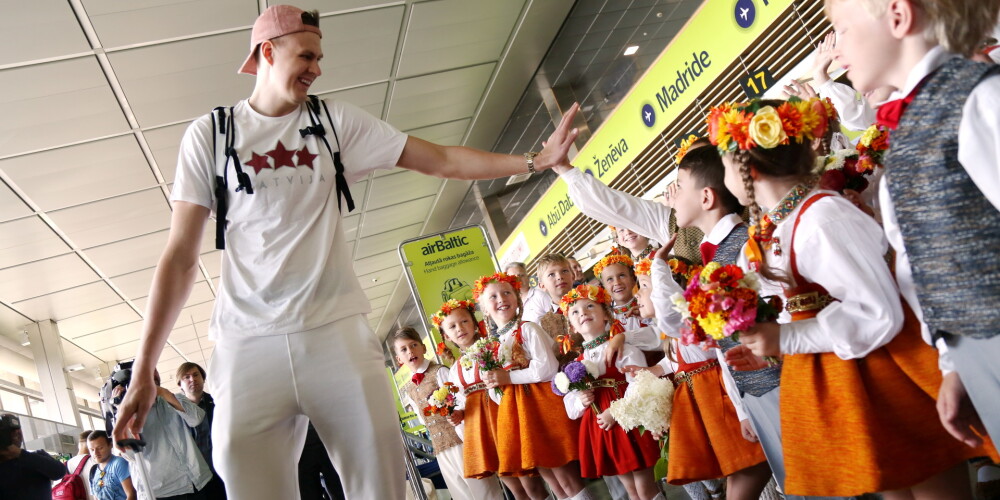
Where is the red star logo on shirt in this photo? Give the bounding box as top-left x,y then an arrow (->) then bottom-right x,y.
245,152 -> 272,175
266,141 -> 296,169
295,147 -> 317,170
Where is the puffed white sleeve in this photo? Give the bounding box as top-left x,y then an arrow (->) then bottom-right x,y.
816,80 -> 876,131
623,326 -> 663,351
509,322 -> 559,385
561,167 -> 673,244
651,259 -> 685,339
447,365 -> 467,437
521,290 -> 549,324
779,200 -> 903,359
716,352 -> 749,421
563,388 -> 586,420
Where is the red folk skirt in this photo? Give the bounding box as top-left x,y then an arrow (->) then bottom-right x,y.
579,361 -> 661,478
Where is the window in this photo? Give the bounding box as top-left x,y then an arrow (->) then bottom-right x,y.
27,398 -> 47,420
0,389 -> 28,414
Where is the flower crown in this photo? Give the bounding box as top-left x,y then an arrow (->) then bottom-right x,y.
593,248 -> 634,277
472,272 -> 520,300
633,258 -> 652,276
430,299 -> 477,328
675,135 -> 698,165
707,97 -> 839,153
559,284 -> 612,314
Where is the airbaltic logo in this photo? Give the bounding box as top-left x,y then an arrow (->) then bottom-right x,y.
735,0 -> 757,29
421,235 -> 470,255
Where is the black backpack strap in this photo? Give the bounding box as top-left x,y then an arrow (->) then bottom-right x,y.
305,95 -> 355,212
212,106 -> 255,250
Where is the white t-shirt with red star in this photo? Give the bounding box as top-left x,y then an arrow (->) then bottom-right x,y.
172,99 -> 407,339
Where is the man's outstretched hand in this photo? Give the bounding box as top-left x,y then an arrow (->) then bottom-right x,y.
540,103 -> 581,174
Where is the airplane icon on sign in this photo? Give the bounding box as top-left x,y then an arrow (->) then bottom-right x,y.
644,110 -> 652,121
740,7 -> 749,20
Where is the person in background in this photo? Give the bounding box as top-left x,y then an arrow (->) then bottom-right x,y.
0,413 -> 66,500
88,431 -> 135,500
67,429 -> 97,499
566,256 -> 586,286
176,362 -> 225,499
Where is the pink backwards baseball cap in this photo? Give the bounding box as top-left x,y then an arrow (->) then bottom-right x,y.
238,5 -> 322,75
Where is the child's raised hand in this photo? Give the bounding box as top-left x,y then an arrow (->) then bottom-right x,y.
662,181 -> 678,209
811,32 -> 837,84
739,322 -> 782,357
653,234 -> 678,263
597,409 -> 617,431
579,389 -> 596,408
603,333 -> 628,365
723,344 -> 770,372
623,364 -> 665,377
483,369 -> 511,389
740,419 -> 759,442
447,409 -> 465,426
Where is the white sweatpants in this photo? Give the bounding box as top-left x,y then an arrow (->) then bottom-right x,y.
436,445 -> 504,500
210,315 -> 406,499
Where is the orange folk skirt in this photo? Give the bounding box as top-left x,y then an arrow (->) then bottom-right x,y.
666,363 -> 767,484
496,382 -> 580,476
781,304 -> 997,496
462,390 -> 501,479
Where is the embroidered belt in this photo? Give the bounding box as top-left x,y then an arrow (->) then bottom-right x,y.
464,383 -> 487,395
592,377 -> 627,399
673,359 -> 719,389
785,291 -> 834,314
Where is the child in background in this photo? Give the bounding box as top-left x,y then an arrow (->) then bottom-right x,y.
394,327 -> 499,500
522,255 -> 582,360
826,0 -> 1000,456
593,251 -> 661,353
715,96 -> 990,498
561,285 -> 662,500
475,273 -> 590,500
613,227 -> 658,261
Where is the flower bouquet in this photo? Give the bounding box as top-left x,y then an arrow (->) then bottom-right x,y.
461,337 -> 507,396
422,382 -> 460,417
670,262 -> 783,349
608,370 -> 674,459
818,124 -> 889,194
550,360 -> 600,412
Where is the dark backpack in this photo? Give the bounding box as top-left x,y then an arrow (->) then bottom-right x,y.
211,95 -> 353,249
51,455 -> 89,500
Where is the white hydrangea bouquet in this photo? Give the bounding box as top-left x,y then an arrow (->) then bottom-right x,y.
608,370 -> 674,459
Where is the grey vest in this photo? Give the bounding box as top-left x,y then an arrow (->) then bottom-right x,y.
712,225 -> 782,397
886,57 -> 1000,341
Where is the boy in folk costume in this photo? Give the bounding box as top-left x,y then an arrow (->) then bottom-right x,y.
521,254 -> 584,359
395,325 -> 503,500
825,0 -> 1000,455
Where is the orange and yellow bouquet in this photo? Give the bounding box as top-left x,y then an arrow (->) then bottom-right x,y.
423,382 -> 460,417
671,262 -> 782,348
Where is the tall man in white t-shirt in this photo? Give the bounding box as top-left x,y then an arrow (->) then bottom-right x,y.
112,5 -> 579,500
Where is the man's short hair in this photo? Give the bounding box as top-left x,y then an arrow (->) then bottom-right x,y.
535,254 -> 570,275
176,362 -> 207,384
79,430 -> 93,442
0,413 -> 19,448
88,430 -> 111,445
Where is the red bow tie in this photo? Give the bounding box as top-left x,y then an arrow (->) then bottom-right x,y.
411,373 -> 425,385
699,241 -> 718,265
875,75 -> 931,130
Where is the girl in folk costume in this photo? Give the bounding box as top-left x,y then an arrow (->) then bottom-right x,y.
612,226 -> 659,261
641,248 -> 771,500
560,285 -> 663,500
474,272 -> 591,500
713,97 -> 994,499
593,251 -> 661,353
394,327 -> 502,500
431,301 -> 505,500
